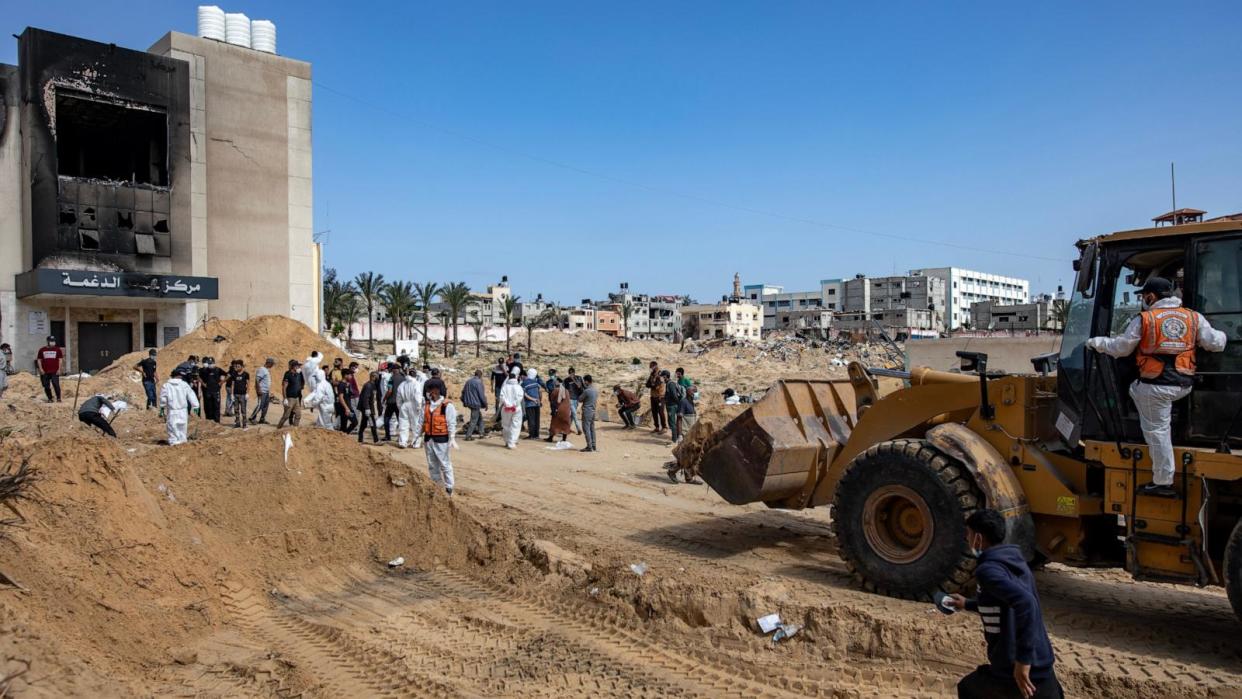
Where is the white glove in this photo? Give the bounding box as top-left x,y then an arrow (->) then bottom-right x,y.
282,398 -> 289,407
1085,338 -> 1101,352
450,439 -> 459,450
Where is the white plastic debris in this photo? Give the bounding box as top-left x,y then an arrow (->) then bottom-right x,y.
283,433 -> 293,465
629,562 -> 648,576
387,556 -> 405,568
772,623 -> 801,643
547,440 -> 576,451
756,613 -> 782,634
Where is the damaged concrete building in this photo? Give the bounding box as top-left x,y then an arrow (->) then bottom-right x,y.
0,26 -> 317,372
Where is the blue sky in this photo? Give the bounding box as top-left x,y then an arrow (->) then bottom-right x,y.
6,1 -> 1241,303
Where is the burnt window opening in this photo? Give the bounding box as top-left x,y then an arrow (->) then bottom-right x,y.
78,229 -> 100,250
59,206 -> 77,225
55,91 -> 168,186
153,218 -> 169,233
117,211 -> 134,229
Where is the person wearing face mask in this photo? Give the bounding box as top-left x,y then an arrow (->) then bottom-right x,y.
943,509 -> 1061,699
1086,276 -> 1227,497
36,335 -> 64,403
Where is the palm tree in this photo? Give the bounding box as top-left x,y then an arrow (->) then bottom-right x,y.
438,311 -> 451,357
339,292 -> 365,348
523,307 -> 559,354
469,315 -> 487,358
1050,298 -> 1070,331
353,272 -> 386,350
621,301 -> 634,340
378,282 -> 412,346
438,281 -> 472,356
321,268 -> 357,337
501,295 -> 520,355
414,282 -> 440,361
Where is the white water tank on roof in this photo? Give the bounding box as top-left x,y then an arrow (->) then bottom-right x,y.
250,19 -> 277,53
197,5 -> 226,41
225,12 -> 251,46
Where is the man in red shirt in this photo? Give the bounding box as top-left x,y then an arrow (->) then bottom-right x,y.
36,335 -> 64,403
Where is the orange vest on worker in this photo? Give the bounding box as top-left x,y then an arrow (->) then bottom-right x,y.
1137,306 -> 1198,386
423,401 -> 452,442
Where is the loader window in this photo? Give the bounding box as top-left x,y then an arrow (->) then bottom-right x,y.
1189,236 -> 1242,444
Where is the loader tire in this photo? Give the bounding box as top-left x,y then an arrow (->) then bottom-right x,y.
1225,518 -> 1242,623
832,439 -> 982,601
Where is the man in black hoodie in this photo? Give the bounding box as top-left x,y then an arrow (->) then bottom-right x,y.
946,509 -> 1061,699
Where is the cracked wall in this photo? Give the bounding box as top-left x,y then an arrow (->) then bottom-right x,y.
19,28 -> 190,272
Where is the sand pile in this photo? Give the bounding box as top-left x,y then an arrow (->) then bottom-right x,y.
0,428 -> 516,697
671,402 -> 748,473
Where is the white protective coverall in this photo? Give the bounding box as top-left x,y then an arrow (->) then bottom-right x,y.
396,371 -> 425,448
1087,297 -> 1227,485
159,377 -> 200,445
423,397 -> 458,493
303,354 -> 323,392
499,374 -> 526,448
308,369 -> 336,428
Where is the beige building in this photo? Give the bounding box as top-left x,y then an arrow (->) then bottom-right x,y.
684,301 -> 763,341
0,26 -> 317,372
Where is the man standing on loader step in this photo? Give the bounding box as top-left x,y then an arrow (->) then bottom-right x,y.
946,509 -> 1061,699
1086,276 -> 1226,497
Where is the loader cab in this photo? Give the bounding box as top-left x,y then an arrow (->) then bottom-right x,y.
1056,223 -> 1242,450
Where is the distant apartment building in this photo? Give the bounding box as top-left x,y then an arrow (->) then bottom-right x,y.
564,305 -> 595,331
910,267 -> 1029,330
744,279 -> 843,330
599,283 -> 681,341
595,309 -> 621,336
773,308 -> 835,336
970,297 -> 1058,333
684,300 -> 763,341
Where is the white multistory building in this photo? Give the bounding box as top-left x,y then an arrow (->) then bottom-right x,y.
910,267 -> 1030,330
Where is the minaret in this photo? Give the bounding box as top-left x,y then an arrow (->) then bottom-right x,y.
732,272 -> 742,300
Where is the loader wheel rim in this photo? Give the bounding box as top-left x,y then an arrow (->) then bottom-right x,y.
862,485 -> 934,564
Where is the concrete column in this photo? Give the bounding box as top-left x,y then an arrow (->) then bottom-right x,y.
65,305 -> 71,373
138,308 -> 144,348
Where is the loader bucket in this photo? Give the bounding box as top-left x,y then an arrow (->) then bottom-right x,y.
697,379 -> 861,507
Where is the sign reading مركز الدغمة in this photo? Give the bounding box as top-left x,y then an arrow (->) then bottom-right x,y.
15,269 -> 219,300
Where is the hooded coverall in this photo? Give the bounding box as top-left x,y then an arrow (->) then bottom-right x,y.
396,372 -> 426,448
1087,297 -> 1227,486
308,369 -> 336,428
499,376 -> 526,448
160,377 -> 199,445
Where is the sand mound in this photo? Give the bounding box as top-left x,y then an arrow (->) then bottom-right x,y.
671,402 -> 748,473
0,427 -> 516,696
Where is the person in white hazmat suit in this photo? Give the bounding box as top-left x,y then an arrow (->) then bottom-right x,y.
1086,276 -> 1227,497
498,366 -> 526,449
308,368 -> 336,429
397,367 -> 427,449
421,382 -> 457,495
303,351 -> 323,392
160,369 -> 200,445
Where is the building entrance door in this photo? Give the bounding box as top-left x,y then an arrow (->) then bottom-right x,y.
78,322 -> 132,373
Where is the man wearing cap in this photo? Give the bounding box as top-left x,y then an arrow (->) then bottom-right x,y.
1087,276 -> 1227,497
35,335 -> 64,403
277,359 -> 305,428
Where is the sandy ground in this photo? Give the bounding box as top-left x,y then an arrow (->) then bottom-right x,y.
1,318 -> 1240,697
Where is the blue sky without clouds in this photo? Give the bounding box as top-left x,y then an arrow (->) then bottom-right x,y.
5,1 -> 1241,303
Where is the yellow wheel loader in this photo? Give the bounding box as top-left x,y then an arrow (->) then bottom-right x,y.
689,220 -> 1242,619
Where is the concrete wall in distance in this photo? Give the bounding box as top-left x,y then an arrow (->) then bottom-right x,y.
905,336 -> 1062,374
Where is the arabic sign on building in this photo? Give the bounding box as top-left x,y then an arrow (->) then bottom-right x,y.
16,269 -> 219,300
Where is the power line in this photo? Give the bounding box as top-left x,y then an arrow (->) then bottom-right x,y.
313,80 -> 1071,263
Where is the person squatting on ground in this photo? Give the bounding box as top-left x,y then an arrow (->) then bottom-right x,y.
135,349 -> 158,409
336,368 -> 358,434
499,367 -> 525,449
36,335 -> 64,403
613,385 -> 640,429
278,359 -> 304,428
422,382 -> 457,496
160,368 -> 199,445
78,394 -> 118,438
645,361 -> 666,433
521,368 -> 543,440
579,375 -> 599,452
308,367 -> 336,429
356,370 -> 381,444
248,358 -> 274,424
944,509 -> 1062,699
396,366 -> 424,448
1086,276 -> 1226,496
461,369 -> 489,440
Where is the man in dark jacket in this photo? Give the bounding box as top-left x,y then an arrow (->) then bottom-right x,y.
78,394 -> 118,437
661,370 -> 685,443
356,371 -> 381,444
198,357 -> 225,422
946,509 -> 1061,699
461,369 -> 489,440
645,361 -> 666,433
